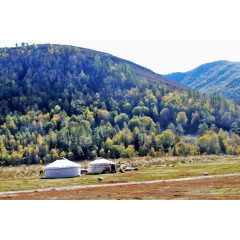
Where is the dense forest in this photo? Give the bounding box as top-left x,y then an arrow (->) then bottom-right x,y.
1,44 -> 240,166
165,60 -> 240,100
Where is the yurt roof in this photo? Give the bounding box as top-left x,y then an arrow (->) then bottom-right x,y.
45,158 -> 81,170
88,158 -> 114,166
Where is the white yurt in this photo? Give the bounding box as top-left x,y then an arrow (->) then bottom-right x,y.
44,158 -> 81,178
87,158 -> 116,174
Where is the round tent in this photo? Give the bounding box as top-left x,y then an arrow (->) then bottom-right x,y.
44,158 -> 81,178
87,158 -> 116,174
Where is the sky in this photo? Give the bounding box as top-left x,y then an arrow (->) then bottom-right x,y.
1,40 -> 240,75
1,1 -> 240,75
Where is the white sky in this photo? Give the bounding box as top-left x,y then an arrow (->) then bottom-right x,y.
1,1 -> 240,74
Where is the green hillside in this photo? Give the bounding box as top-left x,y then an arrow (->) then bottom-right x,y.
0,43 -> 185,116
0,44 -> 240,166
164,60 -> 240,99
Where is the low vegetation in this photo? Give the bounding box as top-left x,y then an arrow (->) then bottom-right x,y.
0,155 -> 240,192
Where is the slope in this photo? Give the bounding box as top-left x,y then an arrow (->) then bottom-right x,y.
164,60 -> 240,99
0,44 -> 187,115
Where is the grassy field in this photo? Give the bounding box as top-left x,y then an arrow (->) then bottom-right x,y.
0,155 -> 240,192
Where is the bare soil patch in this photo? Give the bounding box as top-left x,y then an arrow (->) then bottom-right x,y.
1,174 -> 240,200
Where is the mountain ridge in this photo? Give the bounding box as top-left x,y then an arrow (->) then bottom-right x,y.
164,60 -> 240,99
16,44 -> 187,92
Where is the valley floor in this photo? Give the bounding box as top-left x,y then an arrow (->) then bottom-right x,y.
0,155 -> 240,200
1,173 -> 240,200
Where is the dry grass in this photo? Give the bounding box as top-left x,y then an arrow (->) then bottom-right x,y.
2,174 -> 240,200
0,155 -> 240,192
110,154 -> 236,168
0,165 -> 43,180
0,155 -> 236,180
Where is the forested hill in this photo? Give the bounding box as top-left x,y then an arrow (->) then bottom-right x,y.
78,47 -> 186,91
164,60 -> 240,99
0,43 -> 186,115
1,44 -> 240,166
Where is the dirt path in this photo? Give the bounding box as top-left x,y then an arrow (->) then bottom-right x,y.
1,173 -> 240,198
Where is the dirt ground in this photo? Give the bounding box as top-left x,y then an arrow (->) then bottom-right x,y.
1,174 -> 240,200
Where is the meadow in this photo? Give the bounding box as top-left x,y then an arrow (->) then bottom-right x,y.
1,155 -> 240,193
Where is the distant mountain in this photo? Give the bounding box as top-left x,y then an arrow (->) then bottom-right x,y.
164,60 -> 240,99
